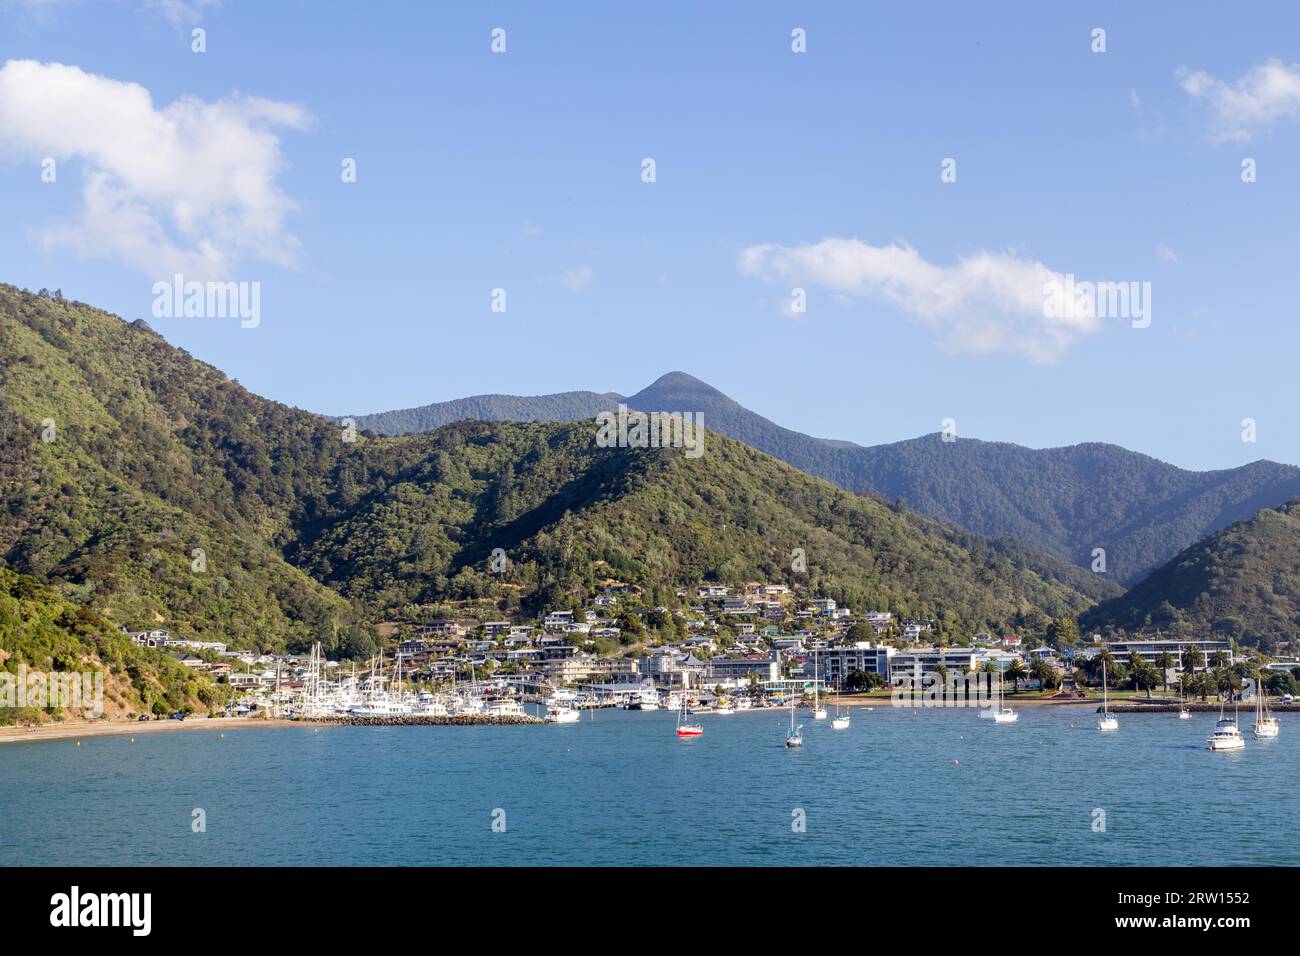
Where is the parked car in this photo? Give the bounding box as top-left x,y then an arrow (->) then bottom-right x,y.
137,714 -> 151,722
168,711 -> 186,721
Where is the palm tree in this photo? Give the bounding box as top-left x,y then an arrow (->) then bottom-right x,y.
1030,656 -> 1054,691
1181,643 -> 1204,677
1210,649 -> 1231,671
1155,650 -> 1177,692
1005,658 -> 1028,695
1194,671 -> 1215,701
1177,672 -> 1195,700
933,663 -> 949,703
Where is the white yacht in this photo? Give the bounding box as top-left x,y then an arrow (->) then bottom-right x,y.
785,696 -> 804,748
830,678 -> 851,730
1252,685 -> 1280,739
1208,711 -> 1246,751
544,705 -> 580,724
1097,660 -> 1119,732
991,667 -> 1019,724
810,650 -> 828,720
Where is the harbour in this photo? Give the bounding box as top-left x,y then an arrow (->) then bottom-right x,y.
3,703 -> 1296,867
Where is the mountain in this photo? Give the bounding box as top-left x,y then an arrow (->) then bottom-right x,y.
352,390 -> 624,434
354,372 -> 1300,584
0,285 -> 1112,654
1080,500 -> 1300,651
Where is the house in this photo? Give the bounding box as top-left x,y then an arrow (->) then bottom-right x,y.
543,610 -> 575,629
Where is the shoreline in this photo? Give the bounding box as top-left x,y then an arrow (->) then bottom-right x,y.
0,716 -> 304,745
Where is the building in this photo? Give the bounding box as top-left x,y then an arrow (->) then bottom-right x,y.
889,648 -> 979,683
705,655 -> 780,683
1096,639 -> 1233,672
819,643 -> 895,682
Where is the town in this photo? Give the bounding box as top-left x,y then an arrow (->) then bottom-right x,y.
123,579 -> 1300,723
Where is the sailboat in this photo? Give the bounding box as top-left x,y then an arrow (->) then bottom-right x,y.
675,671 -> 702,737
1252,681 -> 1280,739
831,678 -> 850,730
1208,694 -> 1245,751
992,664 -> 1018,723
810,650 -> 828,720
1178,686 -> 1191,720
1097,660 -> 1119,732
785,694 -> 804,748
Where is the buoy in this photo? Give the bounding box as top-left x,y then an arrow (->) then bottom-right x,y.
219,733 -> 224,738
130,738 -> 135,743
75,741 -> 80,747
953,759 -> 959,764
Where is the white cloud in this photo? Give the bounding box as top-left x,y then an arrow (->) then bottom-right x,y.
0,59 -> 310,280
740,237 -> 1104,363
1179,58 -> 1300,142
1156,242 -> 1180,264
559,266 -> 594,292
148,0 -> 219,28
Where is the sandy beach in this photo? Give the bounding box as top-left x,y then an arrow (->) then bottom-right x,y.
0,716 -> 310,746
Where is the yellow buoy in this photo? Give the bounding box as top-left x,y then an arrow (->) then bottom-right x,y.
76,741 -> 80,746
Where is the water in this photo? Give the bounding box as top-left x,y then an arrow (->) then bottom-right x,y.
2,704 -> 1295,866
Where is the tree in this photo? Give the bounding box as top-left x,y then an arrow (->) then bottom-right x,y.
1029,656 -> 1057,690
1004,658 -> 1028,694
933,663 -> 949,702
1154,650 -> 1176,691
1181,643 -> 1204,676
1046,616 -> 1080,647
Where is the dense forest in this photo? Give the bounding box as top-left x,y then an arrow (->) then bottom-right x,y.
1082,500 -> 1300,650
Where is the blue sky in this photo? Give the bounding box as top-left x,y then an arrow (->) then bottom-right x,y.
2,0 -> 1298,470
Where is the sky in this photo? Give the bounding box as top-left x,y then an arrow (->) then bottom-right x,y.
1,0 -> 1299,471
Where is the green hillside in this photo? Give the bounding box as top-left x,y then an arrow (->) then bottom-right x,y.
1,285 -> 1114,654
1081,500 -> 1300,651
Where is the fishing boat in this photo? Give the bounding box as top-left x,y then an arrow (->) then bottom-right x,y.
1097,660 -> 1119,732
1252,683 -> 1280,739
831,679 -> 850,730
675,672 -> 703,737
1208,696 -> 1246,751
810,650 -> 828,720
785,695 -> 804,748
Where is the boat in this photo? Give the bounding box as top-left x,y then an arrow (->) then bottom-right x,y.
675,672 -> 703,737
544,705 -> 580,724
1252,683 -> 1280,739
810,650 -> 828,720
1097,660 -> 1119,732
831,679 -> 850,730
1208,697 -> 1246,751
991,665 -> 1018,724
715,701 -> 736,715
1178,689 -> 1190,720
785,695 -> 804,748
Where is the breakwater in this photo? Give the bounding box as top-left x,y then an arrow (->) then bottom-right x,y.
294,714 -> 542,726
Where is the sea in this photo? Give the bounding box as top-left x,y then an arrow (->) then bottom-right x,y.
2,704 -> 1295,866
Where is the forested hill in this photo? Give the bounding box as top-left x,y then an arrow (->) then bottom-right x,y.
1,285 -> 1113,654
353,371 -> 1300,585
1080,499 -> 1300,650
